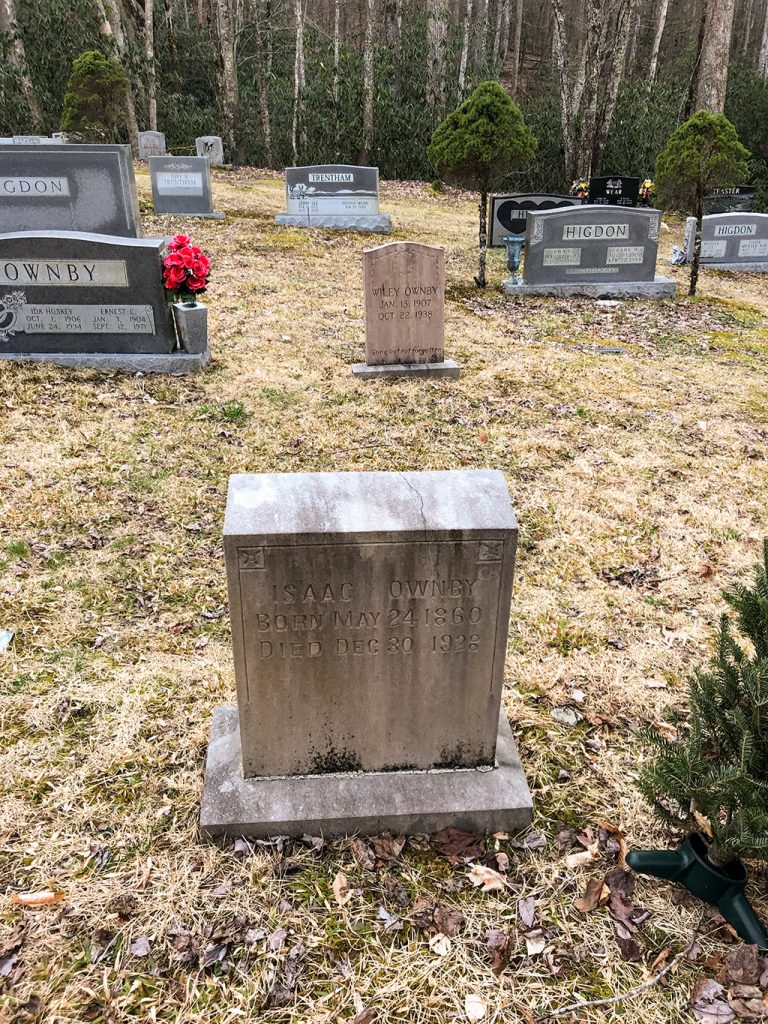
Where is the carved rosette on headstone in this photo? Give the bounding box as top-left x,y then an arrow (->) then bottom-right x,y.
200,469 -> 532,837
352,241 -> 459,379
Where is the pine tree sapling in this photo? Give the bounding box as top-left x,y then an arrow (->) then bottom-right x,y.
428,81 -> 536,288
61,50 -> 130,144
638,540 -> 768,867
655,111 -> 749,297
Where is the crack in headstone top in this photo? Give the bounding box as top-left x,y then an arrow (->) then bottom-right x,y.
398,472 -> 427,536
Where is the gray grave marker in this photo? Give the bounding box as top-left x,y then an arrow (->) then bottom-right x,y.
148,156 -> 224,219
0,230 -> 208,372
195,136 -> 224,166
201,469 -> 532,837
489,193 -> 582,247
683,212 -> 768,271
12,135 -> 48,145
0,143 -> 141,237
276,164 -> 392,233
137,131 -> 166,159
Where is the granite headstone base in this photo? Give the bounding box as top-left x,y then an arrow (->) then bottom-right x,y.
0,348 -> 209,373
501,276 -> 676,299
691,262 -> 768,273
200,706 -> 532,838
276,212 -> 392,233
352,359 -> 460,379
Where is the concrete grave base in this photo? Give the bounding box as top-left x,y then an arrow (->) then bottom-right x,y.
184,211 -> 226,220
200,706 -> 533,838
693,262 -> 768,273
0,348 -> 209,374
276,213 -> 392,233
352,359 -> 460,380
501,276 -> 676,299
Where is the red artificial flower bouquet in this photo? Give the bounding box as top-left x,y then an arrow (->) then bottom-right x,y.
162,235 -> 211,305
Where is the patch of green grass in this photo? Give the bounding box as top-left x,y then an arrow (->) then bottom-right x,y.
261,386 -> 295,408
197,400 -> 250,424
7,540 -> 29,558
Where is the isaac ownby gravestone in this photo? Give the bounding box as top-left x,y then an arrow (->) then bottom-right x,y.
352,242 -> 459,379
149,156 -> 224,219
200,469 -> 532,837
0,143 -> 142,237
683,212 -> 768,271
196,136 -> 224,166
0,231 -> 208,372
276,164 -> 392,233
503,206 -> 675,298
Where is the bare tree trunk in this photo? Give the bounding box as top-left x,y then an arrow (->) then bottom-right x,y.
291,0 -> 306,163
742,0 -> 756,56
251,0 -> 273,166
0,0 -> 43,127
144,0 -> 157,131
551,0 -> 589,182
509,0 -> 523,97
359,0 -> 375,163
476,191 -> 488,288
215,0 -> 239,158
457,0 -> 474,102
427,0 -> 447,122
94,0 -> 139,147
332,0 -> 340,103
648,0 -> 670,82
760,0 -> 768,74
696,0 -> 736,112
475,0 -> 489,71
593,0 -> 638,173
491,0 -> 505,68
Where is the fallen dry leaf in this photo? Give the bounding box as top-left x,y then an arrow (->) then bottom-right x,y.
431,828 -> 485,864
429,933 -> 452,956
332,871 -> 353,907
348,1010 -> 376,1024
10,891 -> 65,908
433,905 -> 465,937
525,934 -> 546,956
349,837 -> 375,870
691,978 -> 736,1024
574,877 -> 609,914
129,936 -> 151,957
517,896 -> 536,929
726,984 -> 768,1020
565,844 -> 599,869
468,863 -> 507,892
485,928 -> 513,974
464,993 -> 486,1021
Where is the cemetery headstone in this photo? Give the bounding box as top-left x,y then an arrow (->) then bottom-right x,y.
683,212 -> 768,271
489,193 -> 582,247
276,164 -> 392,233
200,468 -> 532,837
703,186 -> 756,216
353,242 -> 458,379
0,230 -> 208,371
502,205 -> 675,298
12,135 -> 48,145
587,176 -> 640,207
196,136 -> 225,166
137,130 -> 166,159
149,156 -> 224,219
0,143 -> 142,237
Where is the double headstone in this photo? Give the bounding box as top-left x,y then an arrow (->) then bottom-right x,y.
137,131 -> 166,160
0,231 -> 208,372
196,136 -> 224,166
276,164 -> 392,233
149,156 -> 224,219
683,212 -> 768,271
502,206 -> 675,298
703,186 -> 755,216
587,176 -> 640,207
489,193 -> 582,247
200,469 -> 532,837
0,143 -> 142,237
352,241 -> 458,378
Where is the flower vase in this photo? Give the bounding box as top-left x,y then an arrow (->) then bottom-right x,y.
172,299 -> 208,355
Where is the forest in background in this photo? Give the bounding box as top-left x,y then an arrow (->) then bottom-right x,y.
2,0 -> 768,197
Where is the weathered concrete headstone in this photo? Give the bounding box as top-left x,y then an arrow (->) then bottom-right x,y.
200,469 -> 532,837
587,176 -> 640,207
490,193 -> 582,246
352,241 -> 458,378
0,231 -> 208,371
0,143 -> 142,237
276,164 -> 392,233
502,206 -> 674,298
196,136 -> 224,166
683,212 -> 768,271
149,156 -> 224,219
703,186 -> 755,216
137,131 -> 166,159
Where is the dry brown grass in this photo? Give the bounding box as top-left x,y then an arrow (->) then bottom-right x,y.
1,169 -> 768,1023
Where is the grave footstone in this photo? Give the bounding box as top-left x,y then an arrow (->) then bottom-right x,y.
276,164 -> 392,233
502,205 -> 675,298
200,468 -> 532,837
0,143 -> 141,237
353,241 -> 458,379
683,212 -> 768,271
587,176 -> 640,207
489,193 -> 582,247
196,136 -> 225,166
137,131 -> 166,159
0,230 -> 208,371
149,156 -> 224,219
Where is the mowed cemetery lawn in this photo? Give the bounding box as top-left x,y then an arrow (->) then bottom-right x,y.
1,168 -> 768,1024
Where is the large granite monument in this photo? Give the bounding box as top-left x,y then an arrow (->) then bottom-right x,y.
703,186 -> 755,216
353,241 -> 458,379
683,212 -> 768,271
0,143 -> 142,237
201,469 -> 532,837
196,136 -> 225,166
0,231 -> 208,371
502,205 -> 675,298
489,193 -> 582,247
137,131 -> 166,159
276,164 -> 392,233
149,156 -> 224,219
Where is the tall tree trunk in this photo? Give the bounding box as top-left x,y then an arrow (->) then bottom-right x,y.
427,0 -> 447,122
94,0 -> 139,148
291,0 -> 306,163
457,0 -> 474,102
491,0 -> 505,69
696,0 -> 736,112
144,0 -> 157,130
216,0 -> 239,159
593,0 -> 638,174
476,190 -> 488,288
648,0 -> 670,82
251,0 -> 273,167
475,0 -> 489,71
508,0 -> 523,97
0,0 -> 43,127
759,0 -> 768,74
332,0 -> 340,103
359,0 -> 375,163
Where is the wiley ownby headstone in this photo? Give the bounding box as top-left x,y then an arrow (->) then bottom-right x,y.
149,156 -> 224,218
0,144 -> 142,237
200,469 -> 532,836
276,164 -> 392,233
